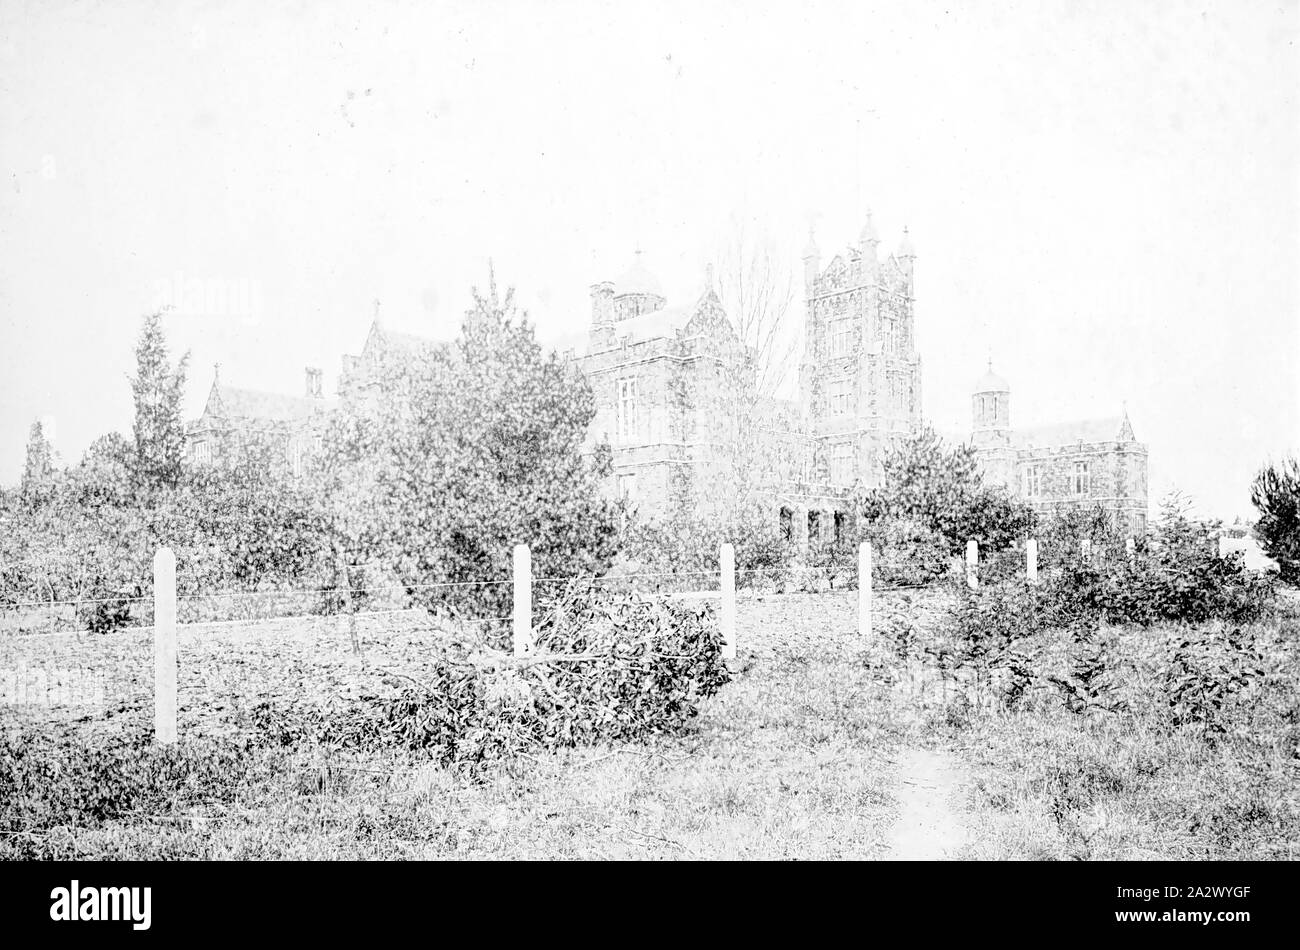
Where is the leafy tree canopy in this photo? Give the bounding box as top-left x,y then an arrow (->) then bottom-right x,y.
1251,457 -> 1300,584
856,425 -> 1035,554
320,265 -> 621,615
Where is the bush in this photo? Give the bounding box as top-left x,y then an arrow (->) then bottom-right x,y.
1042,494 -> 1274,626
619,506 -> 795,590
862,518 -> 952,588
249,585 -> 732,773
856,426 -> 1036,556
1162,626 -> 1267,738
0,729 -> 277,855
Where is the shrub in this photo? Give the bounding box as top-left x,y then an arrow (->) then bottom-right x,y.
856,426 -> 1035,556
862,518 -> 952,588
0,729 -> 277,856
619,506 -> 795,590
1034,504 -> 1127,570
1251,456 -> 1300,584
249,585 -> 732,773
1162,626 -> 1267,739
1042,494 -> 1274,626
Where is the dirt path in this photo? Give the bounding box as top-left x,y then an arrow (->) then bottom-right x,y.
885,747 -> 968,860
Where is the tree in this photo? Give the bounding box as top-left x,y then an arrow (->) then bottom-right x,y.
320,264 -> 621,617
130,310 -> 190,494
711,220 -> 802,515
20,420 -> 55,507
1251,456 -> 1300,584
713,219 -> 799,402
68,432 -> 134,508
856,425 -> 1035,554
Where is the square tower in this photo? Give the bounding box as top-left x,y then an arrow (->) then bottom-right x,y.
797,215 -> 922,490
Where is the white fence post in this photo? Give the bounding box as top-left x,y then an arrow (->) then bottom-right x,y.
1125,536 -> 1135,560
720,542 -> 736,660
512,543 -> 532,657
1081,538 -> 1093,563
153,547 -> 177,745
858,541 -> 872,639
966,539 -> 978,590
1026,538 -> 1038,585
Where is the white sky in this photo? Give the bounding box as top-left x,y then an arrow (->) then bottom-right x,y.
0,0 -> 1296,518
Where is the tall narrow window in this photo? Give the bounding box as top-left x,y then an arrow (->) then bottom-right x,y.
882,318 -> 898,355
1073,461 -> 1091,496
617,472 -> 637,499
617,378 -> 640,444
1024,465 -> 1042,498
807,510 -> 821,542
833,511 -> 846,544
832,443 -> 853,486
830,320 -> 853,357
192,440 -> 210,464
828,378 -> 850,416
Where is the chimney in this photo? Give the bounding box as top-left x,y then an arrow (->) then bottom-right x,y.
305,366 -> 322,398
589,281 -> 615,327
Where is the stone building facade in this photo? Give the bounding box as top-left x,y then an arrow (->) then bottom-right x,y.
185,365 -> 334,476
185,318 -> 436,472
574,215 -> 920,546
576,254 -> 768,522
184,215 -> 1150,540
798,214 -> 921,490
968,364 -> 1149,535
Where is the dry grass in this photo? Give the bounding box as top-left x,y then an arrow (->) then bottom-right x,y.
1,593 -> 919,859
5,589 -> 1297,860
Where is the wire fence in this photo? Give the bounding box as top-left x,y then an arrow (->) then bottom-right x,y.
1,534 -> 1197,731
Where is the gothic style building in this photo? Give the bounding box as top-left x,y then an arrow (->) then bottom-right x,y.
185,365 -> 333,476
798,213 -> 921,489
967,364 -> 1149,534
574,215 -> 920,545
185,318 -> 434,474
184,213 -> 1149,539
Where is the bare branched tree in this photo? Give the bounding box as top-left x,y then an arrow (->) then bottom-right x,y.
708,217 -> 804,516
713,217 -> 800,402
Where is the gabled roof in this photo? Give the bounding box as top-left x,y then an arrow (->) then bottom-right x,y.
363,320 -> 440,358
614,304 -> 692,343
1012,416 -> 1135,449
204,384 -> 332,422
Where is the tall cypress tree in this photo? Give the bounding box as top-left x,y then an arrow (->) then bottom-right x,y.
130,311 -> 190,493
20,419 -> 55,506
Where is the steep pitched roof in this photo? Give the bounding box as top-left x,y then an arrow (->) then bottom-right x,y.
614,304 -> 692,343
362,320 -> 440,358
204,383 -> 332,423
1012,416 -> 1134,448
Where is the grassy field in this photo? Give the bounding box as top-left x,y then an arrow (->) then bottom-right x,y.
2,589 -> 1297,859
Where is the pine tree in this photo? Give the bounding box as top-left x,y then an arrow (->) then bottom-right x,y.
1251,457 -> 1300,584
20,420 -> 55,506
130,311 -> 190,493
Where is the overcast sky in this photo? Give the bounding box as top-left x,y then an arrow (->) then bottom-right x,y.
0,0 -> 1296,518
